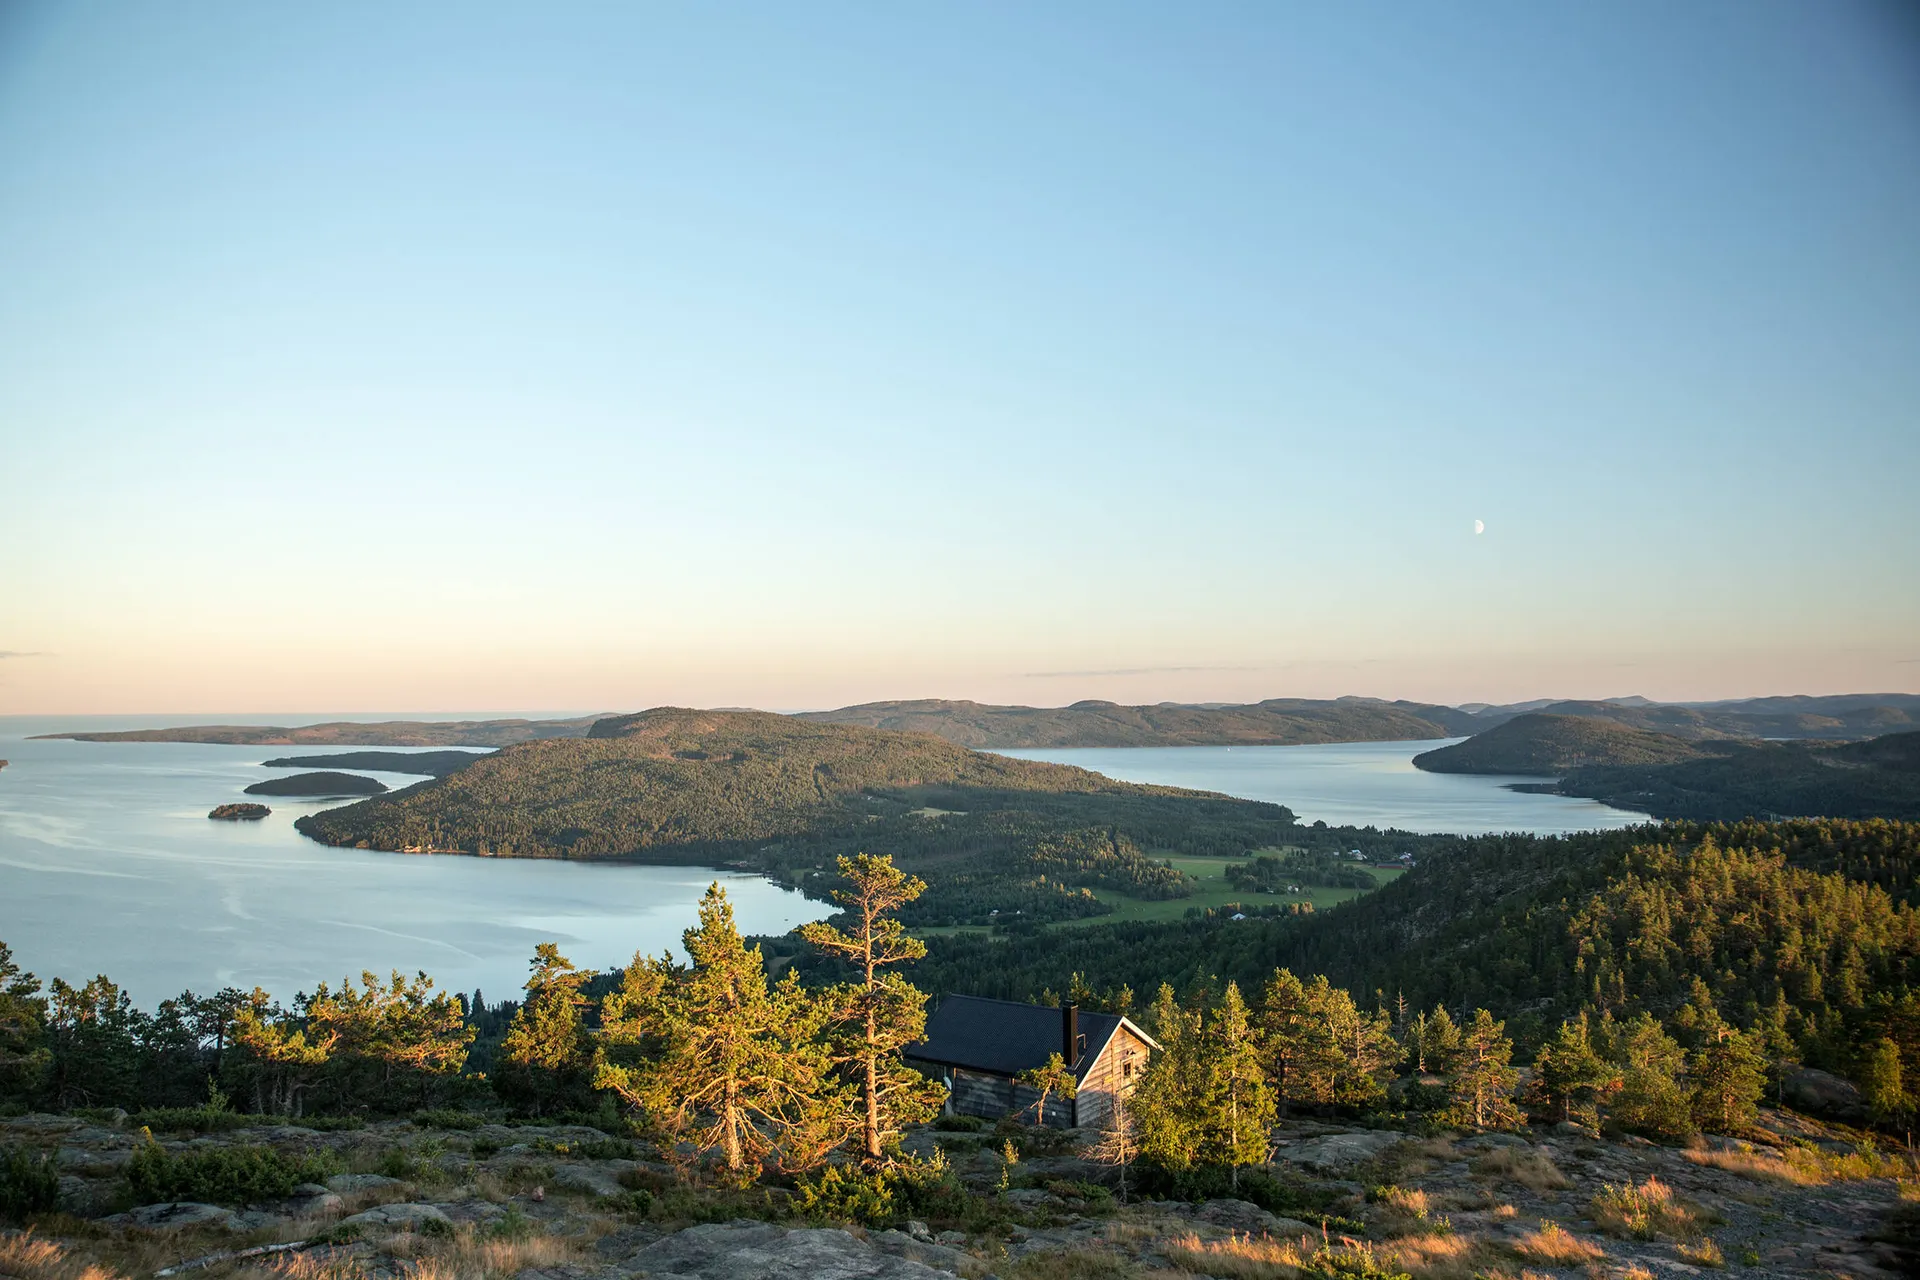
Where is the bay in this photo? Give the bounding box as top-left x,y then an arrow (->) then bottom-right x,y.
995,738 -> 1650,836
0,715 -> 829,1006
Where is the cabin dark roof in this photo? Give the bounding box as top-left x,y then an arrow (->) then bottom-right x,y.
905,994 -> 1154,1082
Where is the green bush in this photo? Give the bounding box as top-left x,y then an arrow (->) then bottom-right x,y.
134,1107 -> 255,1135
412,1108 -> 484,1130
471,1136 -> 503,1158
795,1164 -> 896,1226
932,1114 -> 986,1133
126,1142 -> 340,1207
0,1146 -> 61,1221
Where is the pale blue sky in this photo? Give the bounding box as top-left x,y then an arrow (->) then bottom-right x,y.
2,2 -> 1916,713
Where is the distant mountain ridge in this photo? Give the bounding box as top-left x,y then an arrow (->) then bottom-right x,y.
793,696 -> 1484,747
30,692 -> 1920,750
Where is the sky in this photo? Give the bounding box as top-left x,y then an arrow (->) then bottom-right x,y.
2,2 -> 1917,716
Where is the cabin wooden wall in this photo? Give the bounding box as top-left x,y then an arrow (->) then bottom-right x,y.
938,1023 -> 1154,1129
1071,1025 -> 1151,1130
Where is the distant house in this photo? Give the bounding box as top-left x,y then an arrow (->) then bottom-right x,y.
905,995 -> 1159,1129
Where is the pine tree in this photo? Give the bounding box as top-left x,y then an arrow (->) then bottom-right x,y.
1532,1013 -> 1619,1128
1202,981 -> 1274,1186
1257,969 -> 1318,1115
1444,1009 -> 1522,1131
797,854 -> 942,1162
495,943 -> 593,1115
1599,1012 -> 1694,1140
1422,1006 -> 1463,1077
1690,1025 -> 1766,1135
1862,1037 -> 1910,1139
1015,1052 -> 1078,1126
599,885 -> 843,1183
1134,984 -> 1207,1169
0,942 -> 49,1103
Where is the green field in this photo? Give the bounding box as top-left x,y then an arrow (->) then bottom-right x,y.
904,854 -> 1402,937
1066,854 -> 1403,926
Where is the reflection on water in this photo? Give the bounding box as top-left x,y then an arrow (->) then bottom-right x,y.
995,739 -> 1649,836
0,716 -> 829,1005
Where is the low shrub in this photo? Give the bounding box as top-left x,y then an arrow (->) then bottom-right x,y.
1513,1220 -> 1603,1266
1590,1176 -> 1697,1239
932,1114 -> 986,1133
126,1141 -> 340,1207
134,1107 -> 256,1135
795,1164 -> 896,1226
1677,1236 -> 1726,1268
1,1146 -> 61,1221
411,1109 -> 484,1131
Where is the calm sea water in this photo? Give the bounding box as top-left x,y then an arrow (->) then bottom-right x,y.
0,715 -> 829,1006
995,739 -> 1650,836
1,717 -> 1648,1005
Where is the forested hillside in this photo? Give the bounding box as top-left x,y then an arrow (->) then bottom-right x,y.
793,697 -> 1482,747
904,819 -> 1920,1080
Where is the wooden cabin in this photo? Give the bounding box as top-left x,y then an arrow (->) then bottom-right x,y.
905,995 -> 1159,1129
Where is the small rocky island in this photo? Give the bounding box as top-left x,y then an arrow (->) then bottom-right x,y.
244,771 -> 388,798
207,802 -> 271,820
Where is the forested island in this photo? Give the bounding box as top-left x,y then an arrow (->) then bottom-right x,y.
206,802 -> 270,820
259,750 -> 491,776
244,771 -> 389,798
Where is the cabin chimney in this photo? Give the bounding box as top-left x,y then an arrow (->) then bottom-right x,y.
1062,1002 -> 1079,1065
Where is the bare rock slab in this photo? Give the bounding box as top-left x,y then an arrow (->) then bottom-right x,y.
620,1220 -> 960,1279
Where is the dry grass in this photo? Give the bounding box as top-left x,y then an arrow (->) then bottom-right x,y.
1589,1177 -> 1698,1240
1683,1139 -> 1907,1187
1163,1231 -> 1490,1280
1489,1203 -> 1518,1220
1470,1147 -> 1570,1192
1002,1248 -> 1142,1280
1511,1220 -> 1603,1266
0,1233 -> 127,1280
1618,1268 -> 1656,1280
232,1250 -> 372,1280
380,1225 -> 578,1280
1675,1237 -> 1725,1268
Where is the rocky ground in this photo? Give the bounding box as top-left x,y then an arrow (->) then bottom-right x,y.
2,1108 -> 1914,1280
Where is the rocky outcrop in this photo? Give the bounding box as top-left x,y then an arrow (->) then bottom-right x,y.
612,1220 -> 959,1280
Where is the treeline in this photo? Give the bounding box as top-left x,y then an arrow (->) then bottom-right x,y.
1226,850 -> 1376,892
0,862 -> 1826,1202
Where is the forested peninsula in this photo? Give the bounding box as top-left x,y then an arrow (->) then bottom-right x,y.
1416,714 -> 1920,822
36,715 -> 606,746
259,750 -> 491,776
244,772 -> 388,798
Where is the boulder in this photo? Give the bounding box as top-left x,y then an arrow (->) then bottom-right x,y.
1278,1130 -> 1404,1173
869,1229 -> 978,1274
553,1162 -> 631,1198
337,1202 -> 452,1231
114,1202 -> 242,1231
1194,1198 -> 1311,1237
326,1173 -> 406,1194
622,1220 -> 958,1279
1782,1067 -> 1867,1123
